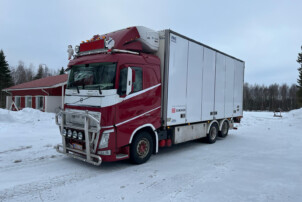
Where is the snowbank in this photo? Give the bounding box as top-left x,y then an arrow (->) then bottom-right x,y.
0,109 -> 15,123
0,108 -> 55,123
286,108 -> 302,119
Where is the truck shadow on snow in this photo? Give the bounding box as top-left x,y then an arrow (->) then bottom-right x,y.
61,135 -> 235,171
153,135 -> 235,157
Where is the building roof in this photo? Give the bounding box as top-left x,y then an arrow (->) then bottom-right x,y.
3,74 -> 68,91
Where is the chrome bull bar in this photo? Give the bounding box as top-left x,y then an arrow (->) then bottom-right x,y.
55,110 -> 102,166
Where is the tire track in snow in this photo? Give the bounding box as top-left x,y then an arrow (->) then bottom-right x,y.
0,154 -> 63,170
0,168 -> 99,201
0,146 -> 32,154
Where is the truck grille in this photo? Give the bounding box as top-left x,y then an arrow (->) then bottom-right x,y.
65,109 -> 101,128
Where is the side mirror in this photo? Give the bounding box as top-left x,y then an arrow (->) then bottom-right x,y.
126,67 -> 133,95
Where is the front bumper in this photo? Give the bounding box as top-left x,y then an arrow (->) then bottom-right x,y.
55,144 -> 102,166
55,110 -> 102,166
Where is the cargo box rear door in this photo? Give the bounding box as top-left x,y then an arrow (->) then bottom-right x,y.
224,57 -> 235,118
233,60 -> 244,116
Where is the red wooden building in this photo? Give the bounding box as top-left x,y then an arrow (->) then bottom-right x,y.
3,74 -> 68,113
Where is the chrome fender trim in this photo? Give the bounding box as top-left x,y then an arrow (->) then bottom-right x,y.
207,120 -> 219,134
129,124 -> 159,153
219,119 -> 230,131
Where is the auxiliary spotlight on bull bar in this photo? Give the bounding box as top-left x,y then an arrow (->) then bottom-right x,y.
55,110 -> 102,166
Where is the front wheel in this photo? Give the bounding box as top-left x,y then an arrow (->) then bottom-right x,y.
130,131 -> 153,164
206,123 -> 218,144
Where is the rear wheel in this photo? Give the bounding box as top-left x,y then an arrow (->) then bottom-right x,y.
207,123 -> 218,144
130,131 -> 153,164
219,121 -> 229,138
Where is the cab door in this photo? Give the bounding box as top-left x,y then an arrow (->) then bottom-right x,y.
115,65 -> 145,147
115,64 -> 161,149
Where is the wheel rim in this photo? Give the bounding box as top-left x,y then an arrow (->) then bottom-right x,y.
222,122 -> 228,135
210,126 -> 217,140
136,138 -> 150,159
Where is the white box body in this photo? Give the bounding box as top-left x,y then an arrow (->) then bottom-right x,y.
156,30 -> 245,126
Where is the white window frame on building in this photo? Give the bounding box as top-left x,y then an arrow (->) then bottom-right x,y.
15,96 -> 21,109
25,96 -> 32,108
36,96 -> 44,110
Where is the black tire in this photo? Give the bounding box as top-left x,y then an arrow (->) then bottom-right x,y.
218,121 -> 229,138
130,131 -> 153,164
206,123 -> 218,144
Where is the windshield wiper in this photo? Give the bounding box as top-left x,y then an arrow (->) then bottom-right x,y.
76,86 -> 80,94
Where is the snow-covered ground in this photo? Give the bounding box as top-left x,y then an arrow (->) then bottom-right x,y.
0,108 -> 302,202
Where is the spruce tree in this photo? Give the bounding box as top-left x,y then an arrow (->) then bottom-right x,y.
297,46 -> 302,106
59,67 -> 65,75
0,50 -> 13,108
34,65 -> 44,80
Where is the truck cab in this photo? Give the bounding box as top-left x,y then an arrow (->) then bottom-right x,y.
56,27 -> 162,165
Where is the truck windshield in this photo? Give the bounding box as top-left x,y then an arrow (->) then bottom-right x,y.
67,62 -> 116,90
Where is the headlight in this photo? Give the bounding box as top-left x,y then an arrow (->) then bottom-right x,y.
62,129 -> 67,136
99,133 -> 110,149
72,131 -> 78,139
78,132 -> 83,140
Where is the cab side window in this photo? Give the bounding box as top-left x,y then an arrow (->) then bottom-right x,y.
118,68 -> 127,95
132,67 -> 143,93
118,67 -> 143,96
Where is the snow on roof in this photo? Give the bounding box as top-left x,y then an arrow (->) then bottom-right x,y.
3,74 -> 68,91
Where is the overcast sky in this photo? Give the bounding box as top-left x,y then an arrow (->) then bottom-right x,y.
1,0 -> 301,85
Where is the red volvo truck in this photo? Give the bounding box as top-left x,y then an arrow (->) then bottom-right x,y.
55,26 -> 244,166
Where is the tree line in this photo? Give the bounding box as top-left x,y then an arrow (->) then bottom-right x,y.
10,61 -> 65,85
243,83 -> 298,111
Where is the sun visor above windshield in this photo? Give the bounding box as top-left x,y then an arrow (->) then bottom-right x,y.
66,54 -> 119,70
